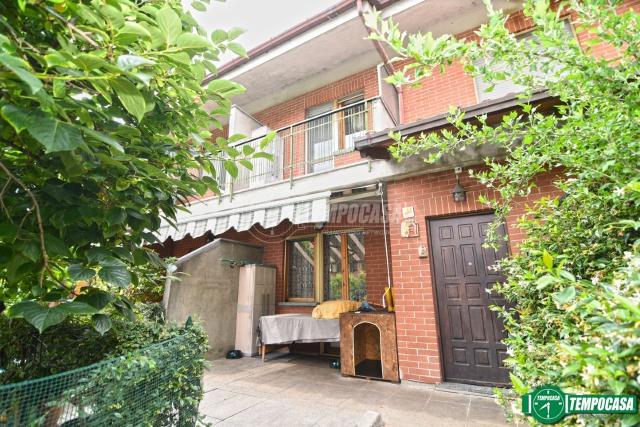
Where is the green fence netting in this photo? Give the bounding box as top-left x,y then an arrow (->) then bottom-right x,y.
0,330 -> 205,427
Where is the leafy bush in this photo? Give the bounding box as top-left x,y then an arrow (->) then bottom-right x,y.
0,319 -> 208,426
0,0 -> 273,332
367,0 -> 639,425
0,313 -> 192,384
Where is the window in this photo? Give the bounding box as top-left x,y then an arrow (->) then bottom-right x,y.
474,21 -> 573,102
286,231 -> 366,302
306,103 -> 334,174
285,235 -> 318,301
305,93 -> 367,173
339,94 -> 366,149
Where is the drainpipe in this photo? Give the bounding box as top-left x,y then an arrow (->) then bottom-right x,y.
357,0 -> 404,124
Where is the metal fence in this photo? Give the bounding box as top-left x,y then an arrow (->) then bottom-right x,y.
0,331 -> 205,427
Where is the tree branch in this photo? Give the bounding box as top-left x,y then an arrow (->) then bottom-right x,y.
44,6 -> 100,49
0,159 -> 68,291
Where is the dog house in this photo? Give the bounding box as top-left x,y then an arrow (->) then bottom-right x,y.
339,312 -> 400,382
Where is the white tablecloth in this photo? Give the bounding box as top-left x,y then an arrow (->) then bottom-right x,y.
259,314 -> 340,345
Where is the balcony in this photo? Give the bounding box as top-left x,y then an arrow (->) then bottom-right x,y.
219,96 -> 397,194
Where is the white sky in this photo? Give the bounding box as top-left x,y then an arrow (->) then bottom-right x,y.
184,0 -> 339,65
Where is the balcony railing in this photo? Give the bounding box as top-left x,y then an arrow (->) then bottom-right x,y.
218,97 -> 395,194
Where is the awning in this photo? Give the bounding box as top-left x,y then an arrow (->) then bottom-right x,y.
156,191 -> 331,242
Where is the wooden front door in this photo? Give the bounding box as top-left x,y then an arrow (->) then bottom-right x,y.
429,213 -> 510,386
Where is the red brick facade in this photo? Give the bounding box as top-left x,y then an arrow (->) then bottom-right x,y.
158,206 -> 391,316
159,1 -> 638,384
385,168 -> 562,383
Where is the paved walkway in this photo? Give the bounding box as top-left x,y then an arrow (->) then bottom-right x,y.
200,354 -> 514,426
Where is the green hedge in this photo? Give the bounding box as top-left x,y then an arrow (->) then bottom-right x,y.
0,319 -> 207,426
0,311 -> 175,384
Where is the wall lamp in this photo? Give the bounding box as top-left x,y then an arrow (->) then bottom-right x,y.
452,167 -> 466,203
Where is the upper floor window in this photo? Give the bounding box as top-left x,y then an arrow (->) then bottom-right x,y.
339,94 -> 366,150
305,93 -> 366,174
306,102 -> 334,174
474,20 -> 573,102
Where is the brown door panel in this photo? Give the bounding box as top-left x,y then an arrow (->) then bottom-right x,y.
430,213 -> 510,386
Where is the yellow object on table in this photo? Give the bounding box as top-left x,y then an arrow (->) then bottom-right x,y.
312,300 -> 360,319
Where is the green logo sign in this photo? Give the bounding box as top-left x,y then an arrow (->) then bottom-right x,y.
522,385 -> 638,424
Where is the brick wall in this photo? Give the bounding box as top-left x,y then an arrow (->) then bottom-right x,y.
158,0 -> 639,383
158,205 -> 391,315
385,168 -> 562,383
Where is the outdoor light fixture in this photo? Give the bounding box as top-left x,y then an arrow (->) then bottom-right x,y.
452,168 -> 466,203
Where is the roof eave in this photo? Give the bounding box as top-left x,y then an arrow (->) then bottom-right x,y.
355,90 -> 560,159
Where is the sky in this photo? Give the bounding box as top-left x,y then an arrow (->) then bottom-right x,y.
184,0 -> 339,65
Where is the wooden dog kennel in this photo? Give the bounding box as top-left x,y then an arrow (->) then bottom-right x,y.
339,312 -> 399,382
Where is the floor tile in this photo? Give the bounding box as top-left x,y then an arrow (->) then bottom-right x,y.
200,355 -> 508,427
200,393 -> 264,420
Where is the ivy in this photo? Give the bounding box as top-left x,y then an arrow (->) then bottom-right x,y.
367,1 -> 639,425
0,0 -> 274,333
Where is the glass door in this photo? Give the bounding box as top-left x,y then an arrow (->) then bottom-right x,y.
306,102 -> 335,173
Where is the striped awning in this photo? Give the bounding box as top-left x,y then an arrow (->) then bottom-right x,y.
156,191 -> 331,242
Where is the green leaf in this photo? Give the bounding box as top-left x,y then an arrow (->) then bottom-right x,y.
227,42 -> 247,57
115,22 -> 152,45
98,264 -> 131,287
111,78 -> 146,122
157,6 -> 183,45
542,250 -> 553,270
45,234 -> 71,257
83,128 -> 124,152
207,79 -> 245,96
76,289 -> 113,310
223,160 -> 238,178
8,301 -> 67,333
92,313 -> 112,335
0,53 -> 42,94
58,300 -> 98,315
175,33 -> 210,50
227,27 -> 244,41
0,223 -> 18,241
238,159 -> 253,170
17,241 -> 40,262
106,207 -> 127,226
74,53 -> 108,71
242,144 -> 255,156
252,152 -> 274,161
191,1 -> 207,12
116,55 -> 156,71
0,104 -> 30,133
87,247 -> 113,264
1,106 -> 83,153
211,29 -> 227,44
68,264 -> 96,281
535,274 -> 557,290
554,286 -> 576,305
30,119 -> 83,153
100,4 -> 124,28
260,131 -> 276,149
52,79 -> 66,98
113,247 -> 134,263
509,373 -> 528,394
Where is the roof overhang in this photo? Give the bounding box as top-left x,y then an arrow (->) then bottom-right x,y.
355,90 -> 560,159
206,0 -> 524,117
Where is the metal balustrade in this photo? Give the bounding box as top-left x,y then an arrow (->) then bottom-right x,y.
220,97 -> 394,193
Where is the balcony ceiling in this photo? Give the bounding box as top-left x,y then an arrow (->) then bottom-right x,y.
218,0 -> 523,118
